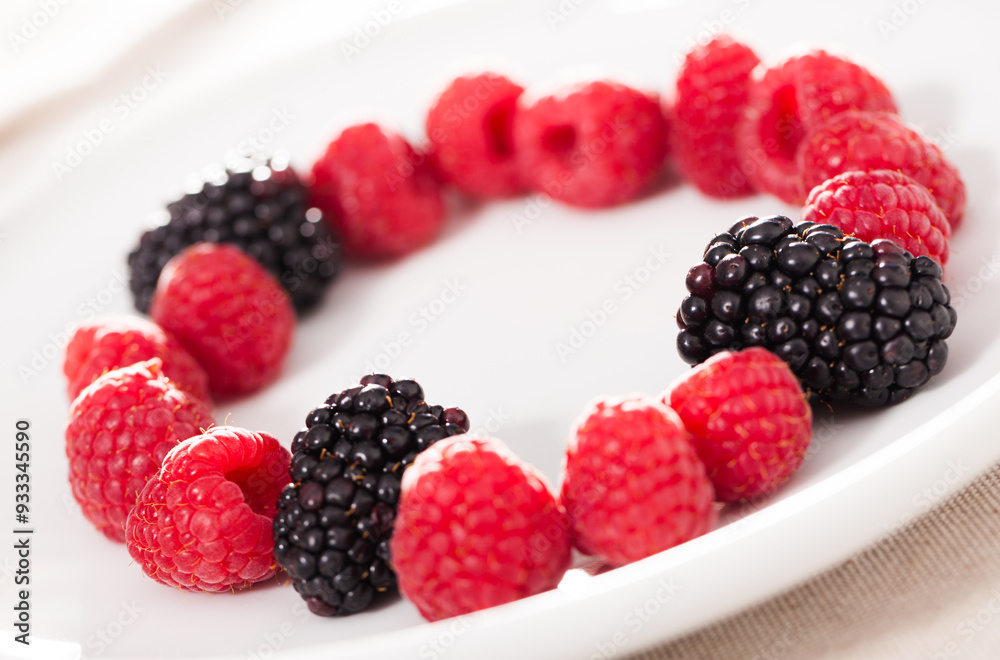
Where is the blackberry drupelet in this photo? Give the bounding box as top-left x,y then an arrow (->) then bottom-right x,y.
676,215 -> 957,406
273,374 -> 470,616
127,153 -> 342,315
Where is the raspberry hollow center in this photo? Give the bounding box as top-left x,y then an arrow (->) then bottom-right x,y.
760,85 -> 804,162
540,124 -> 577,157
484,105 -> 515,158
226,463 -> 283,518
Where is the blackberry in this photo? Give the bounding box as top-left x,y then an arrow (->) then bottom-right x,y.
273,374 -> 470,616
127,153 -> 342,315
676,215 -> 957,406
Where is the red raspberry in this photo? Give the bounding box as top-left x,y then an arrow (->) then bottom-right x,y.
309,123 -> 446,258
513,80 -> 667,207
802,170 -> 951,266
125,426 -> 291,592
391,436 -> 571,621
150,243 -> 295,399
63,316 -> 210,404
797,110 -> 967,227
735,49 -> 897,203
672,35 -> 761,198
665,347 -> 812,503
560,395 -> 716,566
65,359 -> 213,542
426,72 -> 526,198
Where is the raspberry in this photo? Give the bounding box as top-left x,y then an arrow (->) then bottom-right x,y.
309,123 -> 446,259
127,154 -> 342,315
273,374 -> 470,616
126,426 -> 291,592
797,110 -> 967,227
391,436 -> 571,621
560,395 -> 715,566
65,359 -> 213,542
513,80 -> 667,207
426,73 -> 526,198
63,316 -> 210,404
150,243 -> 295,399
735,49 -> 897,203
672,35 -> 761,198
676,216 -> 957,406
666,348 -> 812,502
802,170 -> 951,266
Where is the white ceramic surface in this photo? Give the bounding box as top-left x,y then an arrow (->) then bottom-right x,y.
2,1 -> 1000,658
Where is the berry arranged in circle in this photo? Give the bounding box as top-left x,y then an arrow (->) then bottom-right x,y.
69,33 -> 972,625
391,436 -> 571,621
126,426 -> 292,591
65,359 -> 214,542
426,72 -> 526,198
272,375 -> 470,616
671,34 -> 761,198
797,110 -> 967,227
514,80 -> 667,208
802,169 -> 951,266
63,315 -> 211,404
309,123 -> 447,259
127,154 -> 342,315
676,215 -> 956,406
735,49 -> 897,203
561,394 -> 716,565
666,348 -> 812,502
150,242 -> 296,399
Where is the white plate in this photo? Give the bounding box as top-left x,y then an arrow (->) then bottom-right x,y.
3,1 -> 1000,658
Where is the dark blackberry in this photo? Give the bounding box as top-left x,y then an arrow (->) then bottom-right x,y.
127,153 -> 342,315
676,216 -> 957,406
274,374 -> 470,616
